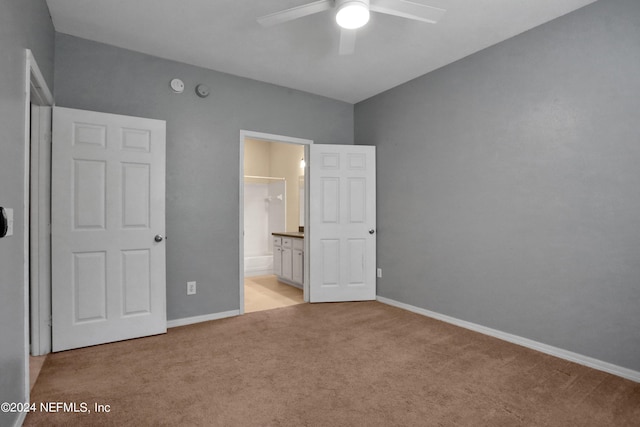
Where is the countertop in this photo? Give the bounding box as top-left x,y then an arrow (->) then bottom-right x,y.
272,231 -> 304,238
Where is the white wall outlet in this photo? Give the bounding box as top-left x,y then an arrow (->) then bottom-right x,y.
377,268 -> 382,278
187,281 -> 196,295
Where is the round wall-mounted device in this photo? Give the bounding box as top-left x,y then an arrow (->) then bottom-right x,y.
195,84 -> 210,98
170,78 -> 185,93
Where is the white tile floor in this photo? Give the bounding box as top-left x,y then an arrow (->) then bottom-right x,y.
244,275 -> 304,313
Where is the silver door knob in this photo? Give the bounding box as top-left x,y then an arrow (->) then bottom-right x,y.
369,229 -> 375,235
154,234 -> 164,242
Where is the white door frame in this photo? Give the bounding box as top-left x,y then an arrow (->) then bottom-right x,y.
239,130 -> 313,314
29,105 -> 52,356
23,49 -> 54,403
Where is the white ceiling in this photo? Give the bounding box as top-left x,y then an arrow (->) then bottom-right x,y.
46,0 -> 597,104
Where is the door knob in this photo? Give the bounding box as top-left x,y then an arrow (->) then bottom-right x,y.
369,229 -> 375,235
154,234 -> 164,242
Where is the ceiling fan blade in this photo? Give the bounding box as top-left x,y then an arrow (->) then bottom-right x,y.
339,28 -> 356,55
257,0 -> 334,27
370,0 -> 446,24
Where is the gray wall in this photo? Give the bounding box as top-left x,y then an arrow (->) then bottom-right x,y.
0,0 -> 54,425
54,34 -> 353,321
355,0 -> 640,372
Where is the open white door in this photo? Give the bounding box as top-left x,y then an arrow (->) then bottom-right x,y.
52,107 -> 166,352
309,144 -> 376,302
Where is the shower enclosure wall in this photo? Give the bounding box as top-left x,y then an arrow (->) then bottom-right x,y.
244,176 -> 286,276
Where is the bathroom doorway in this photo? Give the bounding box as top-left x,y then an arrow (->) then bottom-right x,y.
239,131 -> 312,314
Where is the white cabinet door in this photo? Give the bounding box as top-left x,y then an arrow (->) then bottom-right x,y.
309,144 -> 376,302
274,246 -> 282,276
282,248 -> 293,280
51,107 -> 166,351
292,249 -> 303,284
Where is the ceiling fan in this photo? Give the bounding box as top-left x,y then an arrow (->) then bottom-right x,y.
257,0 -> 446,55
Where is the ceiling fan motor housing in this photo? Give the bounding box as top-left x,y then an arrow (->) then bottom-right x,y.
336,0 -> 370,29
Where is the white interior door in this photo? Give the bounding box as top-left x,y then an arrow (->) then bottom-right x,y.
51,107 -> 166,352
309,144 -> 376,302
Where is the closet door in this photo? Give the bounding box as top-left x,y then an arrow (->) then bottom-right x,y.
51,107 -> 167,351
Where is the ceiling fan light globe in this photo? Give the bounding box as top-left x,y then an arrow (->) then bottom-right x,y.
336,1 -> 370,30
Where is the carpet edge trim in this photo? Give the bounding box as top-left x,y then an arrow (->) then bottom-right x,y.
376,296 -> 640,383
166,309 -> 240,328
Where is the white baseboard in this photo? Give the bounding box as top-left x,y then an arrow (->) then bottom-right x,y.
14,411 -> 27,427
274,277 -> 303,289
376,296 -> 640,383
167,310 -> 240,328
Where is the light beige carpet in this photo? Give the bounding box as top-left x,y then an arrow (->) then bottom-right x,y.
26,302 -> 639,426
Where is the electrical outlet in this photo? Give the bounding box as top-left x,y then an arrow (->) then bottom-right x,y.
187,281 -> 196,295
377,268 -> 382,278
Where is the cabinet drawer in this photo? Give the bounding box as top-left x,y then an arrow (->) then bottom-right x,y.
282,237 -> 292,248
292,238 -> 303,251
272,236 -> 282,247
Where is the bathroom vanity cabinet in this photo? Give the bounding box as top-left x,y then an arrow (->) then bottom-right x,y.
272,232 -> 304,288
